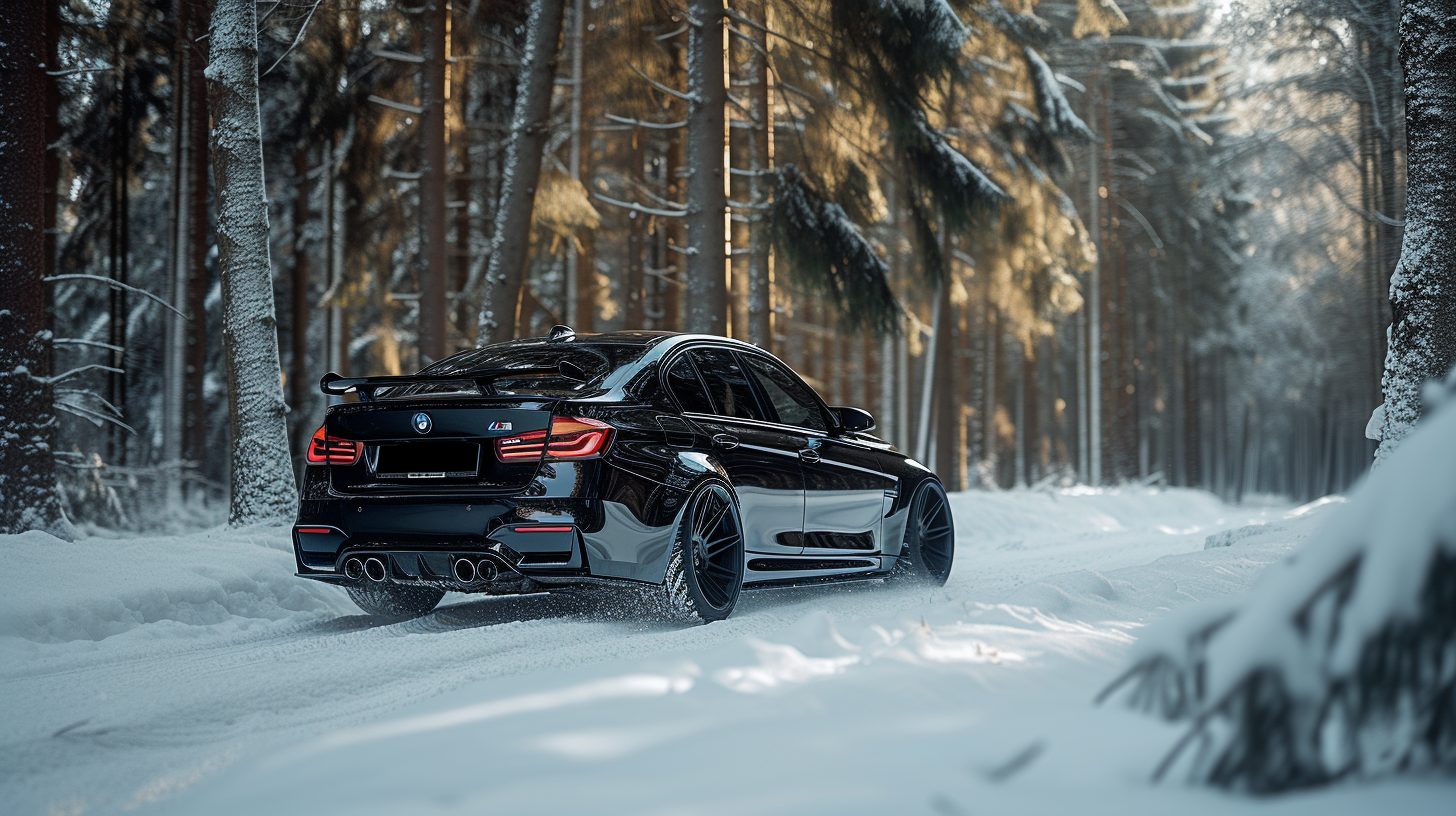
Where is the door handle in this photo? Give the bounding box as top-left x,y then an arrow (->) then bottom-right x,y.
711,433 -> 740,450
798,447 -> 821,463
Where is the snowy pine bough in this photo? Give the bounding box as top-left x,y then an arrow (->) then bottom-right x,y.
1103,367 -> 1456,791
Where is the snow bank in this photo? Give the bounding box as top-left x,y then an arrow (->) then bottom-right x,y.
0,525 -> 349,644
1111,370 -> 1456,791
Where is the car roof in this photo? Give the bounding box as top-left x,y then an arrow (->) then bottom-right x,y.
425,331 -> 775,401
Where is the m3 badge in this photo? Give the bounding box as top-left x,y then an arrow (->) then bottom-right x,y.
488,421 -> 513,431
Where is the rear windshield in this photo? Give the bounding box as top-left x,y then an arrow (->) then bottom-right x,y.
381,343 -> 649,399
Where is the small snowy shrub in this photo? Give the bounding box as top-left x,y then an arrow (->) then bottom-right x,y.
1103,368 -> 1456,792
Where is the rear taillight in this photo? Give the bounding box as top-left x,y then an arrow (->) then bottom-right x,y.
306,425 -> 362,466
496,417 -> 613,462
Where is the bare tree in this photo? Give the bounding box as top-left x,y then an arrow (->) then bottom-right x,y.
1375,0 -> 1456,462
476,0 -> 567,345
206,0 -> 297,524
0,0 -> 71,536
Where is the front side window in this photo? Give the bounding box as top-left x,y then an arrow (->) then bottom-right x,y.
743,354 -> 828,432
690,348 -> 767,421
665,356 -> 715,414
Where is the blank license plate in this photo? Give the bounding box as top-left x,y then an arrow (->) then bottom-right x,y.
374,442 -> 480,479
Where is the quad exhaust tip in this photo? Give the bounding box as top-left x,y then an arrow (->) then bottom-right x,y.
343,557 -> 364,580
363,556 -> 387,582
452,558 -> 476,584
476,559 -> 499,582
452,556 -> 501,584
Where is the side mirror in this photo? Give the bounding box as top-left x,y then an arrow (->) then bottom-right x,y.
832,406 -> 875,434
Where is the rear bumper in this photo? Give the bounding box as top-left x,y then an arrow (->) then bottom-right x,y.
294,498 -> 595,577
293,459 -> 687,587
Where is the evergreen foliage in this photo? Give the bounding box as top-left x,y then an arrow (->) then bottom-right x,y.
771,164 -> 899,336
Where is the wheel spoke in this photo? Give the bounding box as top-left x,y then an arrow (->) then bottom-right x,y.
705,533 -> 739,557
696,497 -> 729,540
692,495 -> 717,538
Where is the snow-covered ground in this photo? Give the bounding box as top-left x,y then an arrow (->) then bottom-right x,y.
2,488 -> 1450,815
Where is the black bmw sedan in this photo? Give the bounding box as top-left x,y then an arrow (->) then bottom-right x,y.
292,327 -> 955,622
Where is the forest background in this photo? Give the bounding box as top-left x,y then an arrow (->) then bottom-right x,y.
4,0 -> 1407,530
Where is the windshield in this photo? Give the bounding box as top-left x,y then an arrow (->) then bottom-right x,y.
380,342 -> 650,399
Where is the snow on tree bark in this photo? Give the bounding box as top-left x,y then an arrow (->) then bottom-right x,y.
205,0 -> 298,524
684,0 -> 729,336
475,0 -> 567,346
1376,0 -> 1456,465
0,0 -> 72,537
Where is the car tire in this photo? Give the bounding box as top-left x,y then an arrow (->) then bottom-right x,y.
889,480 -> 955,586
346,582 -> 445,619
658,480 -> 744,623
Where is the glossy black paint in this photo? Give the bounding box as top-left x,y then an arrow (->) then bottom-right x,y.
291,332 -> 944,600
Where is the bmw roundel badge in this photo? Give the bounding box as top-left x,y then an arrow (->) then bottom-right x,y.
412,412 -> 432,434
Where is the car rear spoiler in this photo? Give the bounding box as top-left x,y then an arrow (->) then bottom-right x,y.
320,361 -> 588,402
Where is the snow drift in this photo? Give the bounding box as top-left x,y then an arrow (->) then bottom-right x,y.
1107,369 -> 1456,791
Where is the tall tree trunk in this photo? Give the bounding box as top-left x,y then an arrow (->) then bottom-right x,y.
1086,75 -> 1104,486
684,0 -> 727,335
43,0 -> 60,294
452,12 -> 473,341
108,58 -> 132,466
933,257 -> 960,488
745,0 -> 773,351
166,0 -> 193,497
728,21 -> 751,342
184,0 -> 213,480
207,0 -> 298,524
419,0 -> 449,362
289,147 -> 313,460
0,0 -> 70,536
625,129 -> 647,328
663,115 -> 685,331
476,0 -> 566,345
1376,0 -> 1456,463
568,0 -> 597,331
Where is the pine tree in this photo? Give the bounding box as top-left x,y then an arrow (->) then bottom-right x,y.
206,0 -> 297,524
0,0 -> 72,537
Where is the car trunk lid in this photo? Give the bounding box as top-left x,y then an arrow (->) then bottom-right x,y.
324,398 -> 556,494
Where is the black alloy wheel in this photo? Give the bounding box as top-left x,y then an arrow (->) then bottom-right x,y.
661,481 -> 744,622
892,480 -> 955,585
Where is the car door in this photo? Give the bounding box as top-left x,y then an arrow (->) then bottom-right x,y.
668,347 -> 807,555
740,353 -> 895,554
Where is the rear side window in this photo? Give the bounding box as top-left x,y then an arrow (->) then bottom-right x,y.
742,354 -> 828,432
666,356 -> 715,414
690,348 -> 767,421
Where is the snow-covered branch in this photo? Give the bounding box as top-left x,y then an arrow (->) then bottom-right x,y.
591,192 -> 686,218
44,275 -> 188,320
629,64 -> 694,103
604,113 -> 686,130
34,363 -> 125,385
368,95 -> 424,114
